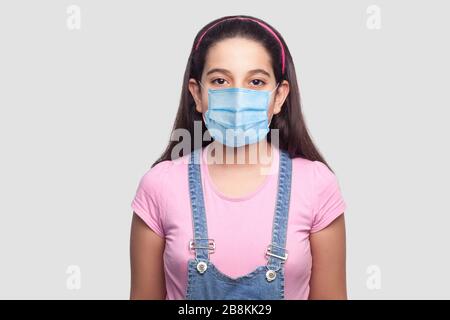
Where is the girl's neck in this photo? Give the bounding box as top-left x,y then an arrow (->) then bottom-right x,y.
206,140 -> 273,167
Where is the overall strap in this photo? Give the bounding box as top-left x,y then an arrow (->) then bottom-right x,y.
266,149 -> 293,270
188,148 -> 214,261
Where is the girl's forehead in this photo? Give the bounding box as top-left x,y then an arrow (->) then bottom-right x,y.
204,38 -> 274,77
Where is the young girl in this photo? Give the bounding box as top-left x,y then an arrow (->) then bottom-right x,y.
130,15 -> 347,300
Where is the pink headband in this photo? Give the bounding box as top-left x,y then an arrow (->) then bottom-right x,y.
194,17 -> 286,75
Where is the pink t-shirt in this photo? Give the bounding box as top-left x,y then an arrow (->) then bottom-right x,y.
131,145 -> 347,300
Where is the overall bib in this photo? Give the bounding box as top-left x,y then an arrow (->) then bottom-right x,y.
185,147 -> 293,300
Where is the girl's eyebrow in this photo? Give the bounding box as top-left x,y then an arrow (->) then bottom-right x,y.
206,68 -> 271,77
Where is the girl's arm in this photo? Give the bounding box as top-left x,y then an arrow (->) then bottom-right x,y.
308,214 -> 347,299
130,212 -> 166,299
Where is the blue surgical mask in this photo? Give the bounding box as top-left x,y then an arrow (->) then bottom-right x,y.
199,81 -> 279,147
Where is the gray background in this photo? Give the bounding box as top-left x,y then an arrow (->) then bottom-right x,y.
0,0 -> 448,299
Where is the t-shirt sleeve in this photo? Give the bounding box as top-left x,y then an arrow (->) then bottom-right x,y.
310,160 -> 347,233
131,162 -> 169,238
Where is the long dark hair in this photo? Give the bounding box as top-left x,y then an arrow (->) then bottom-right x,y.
153,15 -> 332,171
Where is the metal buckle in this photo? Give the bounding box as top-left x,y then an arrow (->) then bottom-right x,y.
265,243 -> 288,262
189,238 -> 216,253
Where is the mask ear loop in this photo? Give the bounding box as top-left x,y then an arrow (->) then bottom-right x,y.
270,82 -> 280,95
267,82 -> 281,128
194,80 -> 207,124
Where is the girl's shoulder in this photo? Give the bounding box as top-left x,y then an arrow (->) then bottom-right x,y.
291,156 -> 341,190
291,155 -> 329,173
137,156 -> 186,188
291,156 -> 346,232
135,153 -> 192,197
131,157 -> 188,237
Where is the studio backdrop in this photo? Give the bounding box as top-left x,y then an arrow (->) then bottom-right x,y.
0,0 -> 449,299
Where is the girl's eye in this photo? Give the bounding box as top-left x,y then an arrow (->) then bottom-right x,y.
250,79 -> 266,87
211,78 -> 228,85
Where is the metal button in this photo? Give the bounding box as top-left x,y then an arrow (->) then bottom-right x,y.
266,269 -> 277,282
196,261 -> 208,274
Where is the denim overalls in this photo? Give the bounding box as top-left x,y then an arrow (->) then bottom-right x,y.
185,147 -> 292,300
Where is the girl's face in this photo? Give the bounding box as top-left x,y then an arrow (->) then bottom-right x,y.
189,37 -> 290,120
